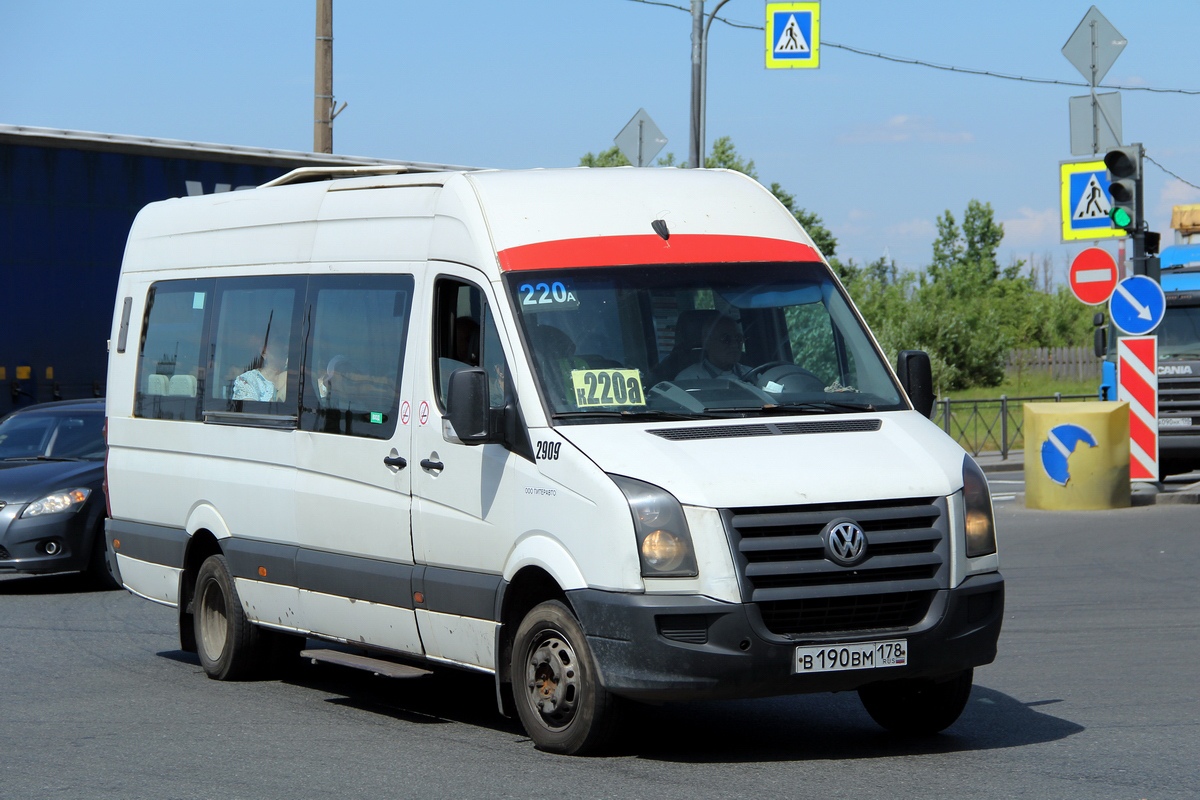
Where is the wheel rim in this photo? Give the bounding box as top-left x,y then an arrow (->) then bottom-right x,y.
523,630 -> 580,731
198,578 -> 228,662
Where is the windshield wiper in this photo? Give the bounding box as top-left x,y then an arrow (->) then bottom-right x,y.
760,400 -> 877,414
688,402 -> 874,415
0,455 -> 87,462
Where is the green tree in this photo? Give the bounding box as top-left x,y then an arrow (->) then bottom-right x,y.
578,145 -> 630,167
704,135 -> 757,176
929,200 -> 1008,295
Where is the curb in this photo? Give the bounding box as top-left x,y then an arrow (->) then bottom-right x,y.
979,461 -> 1024,474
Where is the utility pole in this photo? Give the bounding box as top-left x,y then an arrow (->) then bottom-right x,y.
688,1 -> 703,168
314,0 -> 333,153
688,0 -> 732,169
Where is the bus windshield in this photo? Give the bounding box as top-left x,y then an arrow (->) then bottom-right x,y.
503,262 -> 906,422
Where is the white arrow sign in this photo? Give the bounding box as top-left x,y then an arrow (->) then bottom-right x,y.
1115,281 -> 1152,321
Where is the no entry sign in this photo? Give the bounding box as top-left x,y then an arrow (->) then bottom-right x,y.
1069,247 -> 1118,305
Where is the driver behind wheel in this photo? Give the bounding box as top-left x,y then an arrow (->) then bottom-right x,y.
674,313 -> 753,382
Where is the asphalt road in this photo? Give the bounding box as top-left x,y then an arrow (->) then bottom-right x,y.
1,502 -> 1197,800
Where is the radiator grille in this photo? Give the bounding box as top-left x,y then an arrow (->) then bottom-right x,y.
724,496 -> 948,637
1159,374 -> 1200,434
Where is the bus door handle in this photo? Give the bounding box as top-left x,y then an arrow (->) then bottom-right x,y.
383,454 -> 408,469
420,458 -> 444,472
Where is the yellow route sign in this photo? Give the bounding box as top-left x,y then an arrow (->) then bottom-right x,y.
571,368 -> 645,408
766,3 -> 820,69
1060,159 -> 1126,242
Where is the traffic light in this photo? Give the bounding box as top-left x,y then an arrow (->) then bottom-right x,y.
1144,230 -> 1161,256
1103,145 -> 1141,234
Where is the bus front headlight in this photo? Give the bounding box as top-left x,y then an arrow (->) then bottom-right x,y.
610,475 -> 698,577
962,457 -> 997,557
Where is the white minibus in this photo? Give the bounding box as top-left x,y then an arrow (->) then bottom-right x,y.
105,166 -> 1003,754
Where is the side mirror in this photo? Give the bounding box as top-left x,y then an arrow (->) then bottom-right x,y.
446,368 -> 492,445
896,350 -> 934,418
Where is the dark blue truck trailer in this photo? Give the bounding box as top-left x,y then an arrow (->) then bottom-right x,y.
1,124 -> 466,414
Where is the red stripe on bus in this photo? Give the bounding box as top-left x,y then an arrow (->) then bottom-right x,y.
497,234 -> 820,271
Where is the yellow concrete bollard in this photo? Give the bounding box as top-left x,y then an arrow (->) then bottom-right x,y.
1024,402 -> 1131,510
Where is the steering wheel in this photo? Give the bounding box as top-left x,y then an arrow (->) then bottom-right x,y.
744,361 -> 823,391
745,360 -> 816,382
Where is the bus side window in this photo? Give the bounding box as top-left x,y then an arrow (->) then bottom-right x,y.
300,275 -> 414,438
134,279 -> 213,421
432,278 -> 511,410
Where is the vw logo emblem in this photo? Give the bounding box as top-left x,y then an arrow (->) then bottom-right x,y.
824,519 -> 867,566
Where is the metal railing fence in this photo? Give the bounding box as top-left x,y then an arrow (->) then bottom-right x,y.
932,393 -> 1096,459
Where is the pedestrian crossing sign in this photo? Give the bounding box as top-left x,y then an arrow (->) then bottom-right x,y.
766,3 -> 820,69
1060,159 -> 1125,242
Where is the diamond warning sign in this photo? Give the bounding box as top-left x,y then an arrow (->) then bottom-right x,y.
766,3 -> 820,69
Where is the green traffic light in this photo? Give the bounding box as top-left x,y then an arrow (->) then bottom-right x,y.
1109,207 -> 1133,229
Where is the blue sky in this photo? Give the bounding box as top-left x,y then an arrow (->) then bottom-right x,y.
5,1 -> 1199,279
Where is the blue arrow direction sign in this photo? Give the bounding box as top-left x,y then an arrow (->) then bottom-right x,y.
1109,275 -> 1166,335
1041,423 -> 1097,486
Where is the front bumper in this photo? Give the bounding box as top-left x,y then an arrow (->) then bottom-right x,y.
1159,432 -> 1200,472
568,572 -> 1003,702
0,501 -> 98,575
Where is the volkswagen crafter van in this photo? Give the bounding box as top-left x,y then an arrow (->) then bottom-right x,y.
105,166 -> 1003,754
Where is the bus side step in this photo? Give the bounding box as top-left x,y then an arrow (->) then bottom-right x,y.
301,648 -> 432,679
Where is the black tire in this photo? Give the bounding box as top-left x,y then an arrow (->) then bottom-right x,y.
193,554 -> 268,680
511,600 -> 619,755
85,526 -> 120,590
858,668 -> 974,735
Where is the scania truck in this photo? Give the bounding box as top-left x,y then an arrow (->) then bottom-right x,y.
1098,204 -> 1200,476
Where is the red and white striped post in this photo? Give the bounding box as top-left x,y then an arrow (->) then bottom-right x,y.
1117,336 -> 1158,481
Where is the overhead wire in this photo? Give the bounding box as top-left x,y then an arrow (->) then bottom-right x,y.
624,0 -> 1200,94
623,0 -> 1200,186
1145,155 -> 1200,193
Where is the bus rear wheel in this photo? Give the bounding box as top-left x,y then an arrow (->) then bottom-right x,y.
194,554 -> 267,680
